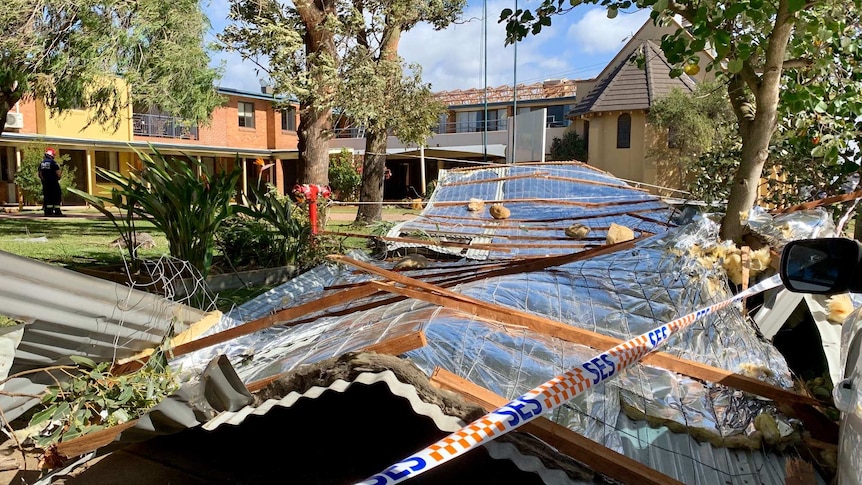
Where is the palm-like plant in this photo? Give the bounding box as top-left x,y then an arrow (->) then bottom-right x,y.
237,183 -> 310,266
72,148 -> 242,277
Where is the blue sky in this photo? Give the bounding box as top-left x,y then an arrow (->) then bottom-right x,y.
204,0 -> 651,94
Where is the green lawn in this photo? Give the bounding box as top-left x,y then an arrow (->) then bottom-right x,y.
0,217 -> 168,269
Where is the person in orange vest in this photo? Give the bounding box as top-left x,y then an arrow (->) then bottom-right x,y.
38,148 -> 64,217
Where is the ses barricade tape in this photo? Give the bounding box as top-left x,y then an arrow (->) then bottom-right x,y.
356,274 -> 783,485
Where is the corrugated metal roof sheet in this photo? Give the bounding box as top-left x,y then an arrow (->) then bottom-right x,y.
0,250 -> 212,422
386,163 -> 677,259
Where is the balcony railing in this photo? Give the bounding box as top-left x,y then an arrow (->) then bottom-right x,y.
333,127 -> 366,139
133,113 -> 199,140
332,115 -> 573,139
432,118 -> 511,134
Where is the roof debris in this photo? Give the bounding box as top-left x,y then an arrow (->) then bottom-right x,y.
0,162 -> 849,484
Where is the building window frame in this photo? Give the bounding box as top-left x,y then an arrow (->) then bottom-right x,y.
94,151 -> 119,182
617,113 -> 631,149
281,106 -> 296,132
238,101 -> 255,129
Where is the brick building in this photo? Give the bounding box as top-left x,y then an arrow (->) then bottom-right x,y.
0,85 -> 300,205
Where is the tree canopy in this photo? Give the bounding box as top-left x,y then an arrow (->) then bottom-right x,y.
501,0 -> 862,242
0,0 -> 223,134
340,0 -> 463,223
221,0 -> 340,185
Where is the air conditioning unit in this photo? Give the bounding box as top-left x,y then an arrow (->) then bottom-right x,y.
5,112 -> 23,129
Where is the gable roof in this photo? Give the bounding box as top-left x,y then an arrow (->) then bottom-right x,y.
570,40 -> 695,117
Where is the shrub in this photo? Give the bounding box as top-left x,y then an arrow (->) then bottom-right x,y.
549,130 -> 587,162
14,143 -> 77,205
235,183 -> 312,268
70,148 -> 242,277
215,215 -> 282,269
328,148 -> 361,201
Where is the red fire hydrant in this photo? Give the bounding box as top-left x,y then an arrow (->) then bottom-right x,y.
292,184 -> 332,235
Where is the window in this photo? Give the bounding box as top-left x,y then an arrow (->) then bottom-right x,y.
281,106 -> 296,131
617,113 -> 631,149
238,102 -> 255,128
546,105 -> 566,127
0,148 -> 10,182
480,109 -> 507,131
436,113 -> 449,133
95,151 -> 119,182
201,157 -> 217,176
455,111 -> 480,133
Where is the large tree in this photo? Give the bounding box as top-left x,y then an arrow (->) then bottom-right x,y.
221,0 -> 340,185
648,82 -> 737,200
341,0 -> 461,223
502,0 -> 862,242
0,0 -> 223,135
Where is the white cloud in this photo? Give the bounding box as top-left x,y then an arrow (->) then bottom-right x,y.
566,8 -> 651,55
208,0 -> 614,93
399,0 -> 573,92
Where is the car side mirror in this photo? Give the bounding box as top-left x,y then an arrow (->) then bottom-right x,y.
780,238 -> 862,294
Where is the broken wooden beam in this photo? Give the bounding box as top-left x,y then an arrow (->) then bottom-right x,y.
430,367 -> 684,485
113,284 -> 380,375
772,188 -> 862,214
56,420 -> 140,459
433,197 -> 661,209
333,255 -> 819,408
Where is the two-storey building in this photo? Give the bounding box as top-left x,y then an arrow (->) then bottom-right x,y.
0,86 -> 300,205
329,79 -> 578,199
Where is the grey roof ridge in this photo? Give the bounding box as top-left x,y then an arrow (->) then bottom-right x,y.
644,42 -> 656,106
592,41 -> 645,113
201,369 -> 466,432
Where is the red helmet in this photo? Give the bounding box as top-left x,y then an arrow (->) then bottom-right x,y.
45,148 -> 56,158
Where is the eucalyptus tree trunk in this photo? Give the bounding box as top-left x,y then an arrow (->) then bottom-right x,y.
356,129 -> 388,223
295,0 -> 337,186
298,104 -> 332,185
354,23 -> 403,224
720,2 -> 794,243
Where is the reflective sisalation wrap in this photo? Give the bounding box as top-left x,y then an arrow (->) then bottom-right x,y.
357,274 -> 784,485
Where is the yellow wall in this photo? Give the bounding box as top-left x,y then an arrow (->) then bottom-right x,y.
90,151 -> 135,198
35,79 -> 134,142
582,111 -> 650,185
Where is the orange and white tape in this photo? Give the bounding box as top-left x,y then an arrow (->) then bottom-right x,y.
357,274 -> 783,484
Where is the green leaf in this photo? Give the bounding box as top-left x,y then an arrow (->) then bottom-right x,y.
607,6 -> 618,18
70,355 -> 98,370
653,0 -> 668,11
787,0 -> 804,12
29,406 -> 58,428
727,58 -> 743,73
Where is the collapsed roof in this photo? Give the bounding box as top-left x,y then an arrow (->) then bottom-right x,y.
0,162 -> 841,484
